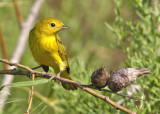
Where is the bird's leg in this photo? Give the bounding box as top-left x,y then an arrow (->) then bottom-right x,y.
32,65 -> 42,70
26,65 -> 42,79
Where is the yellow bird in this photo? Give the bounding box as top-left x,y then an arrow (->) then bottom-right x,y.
29,17 -> 77,90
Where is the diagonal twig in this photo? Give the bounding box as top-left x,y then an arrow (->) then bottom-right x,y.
83,85 -> 144,101
25,74 -> 35,114
13,0 -> 23,27
0,25 -> 8,69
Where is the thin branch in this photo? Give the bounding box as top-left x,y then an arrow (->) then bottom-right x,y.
100,89 -> 143,101
0,0 -> 44,111
13,0 -> 23,27
25,74 -> 35,114
0,69 -> 145,101
0,25 -> 8,69
83,85 -> 144,101
0,59 -> 136,114
0,67 -> 144,101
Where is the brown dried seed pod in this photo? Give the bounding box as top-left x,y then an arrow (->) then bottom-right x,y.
107,68 -> 150,92
91,67 -> 110,88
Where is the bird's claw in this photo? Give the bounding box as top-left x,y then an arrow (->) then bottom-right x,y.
27,71 -> 33,79
27,71 -> 37,79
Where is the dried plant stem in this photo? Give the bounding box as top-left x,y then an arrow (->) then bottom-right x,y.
100,88 -> 143,101
83,85 -> 144,101
25,74 -> 35,114
0,58 -> 136,114
13,0 -> 23,27
0,25 -> 8,69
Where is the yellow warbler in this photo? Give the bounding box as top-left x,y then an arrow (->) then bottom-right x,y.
29,17 -> 77,90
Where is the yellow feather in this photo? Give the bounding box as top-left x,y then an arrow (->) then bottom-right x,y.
29,17 -> 77,90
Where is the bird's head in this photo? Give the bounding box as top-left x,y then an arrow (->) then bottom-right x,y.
34,17 -> 70,35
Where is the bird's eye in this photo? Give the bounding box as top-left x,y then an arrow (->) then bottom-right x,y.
50,23 -> 55,27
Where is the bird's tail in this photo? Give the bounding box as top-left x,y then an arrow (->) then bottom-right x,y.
60,70 -> 77,90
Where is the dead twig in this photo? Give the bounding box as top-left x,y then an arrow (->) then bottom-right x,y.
83,85 -> 144,101
25,74 -> 35,114
0,25 -> 8,69
13,0 -> 23,27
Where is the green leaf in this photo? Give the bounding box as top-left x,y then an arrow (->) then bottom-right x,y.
105,22 -> 115,32
2,79 -> 49,88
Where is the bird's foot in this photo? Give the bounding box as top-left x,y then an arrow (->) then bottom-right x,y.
27,65 -> 42,79
27,71 -> 36,79
27,71 -> 32,79
41,72 -> 48,77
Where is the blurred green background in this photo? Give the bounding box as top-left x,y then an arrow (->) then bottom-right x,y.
0,0 -> 160,113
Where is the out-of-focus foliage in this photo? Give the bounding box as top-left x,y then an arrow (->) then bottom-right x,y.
106,0 -> 160,113
0,0 -> 160,113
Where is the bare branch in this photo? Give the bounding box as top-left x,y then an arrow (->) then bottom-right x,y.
13,0 -> 23,27
25,74 -> 35,114
83,85 -> 144,101
0,58 -> 136,114
0,0 -> 44,110
0,25 -> 8,69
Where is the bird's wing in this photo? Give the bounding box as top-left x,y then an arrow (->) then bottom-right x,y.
56,35 -> 70,69
56,35 -> 77,90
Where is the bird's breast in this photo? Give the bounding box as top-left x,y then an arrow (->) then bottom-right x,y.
29,34 -> 58,67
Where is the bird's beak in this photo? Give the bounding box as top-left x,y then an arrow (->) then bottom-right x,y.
60,25 -> 70,29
